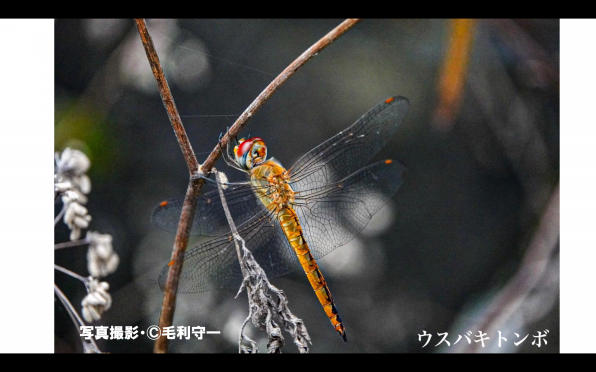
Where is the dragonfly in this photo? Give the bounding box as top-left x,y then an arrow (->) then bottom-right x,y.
152,96 -> 410,342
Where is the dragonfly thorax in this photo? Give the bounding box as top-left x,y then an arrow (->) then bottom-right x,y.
250,160 -> 295,214
234,137 -> 267,170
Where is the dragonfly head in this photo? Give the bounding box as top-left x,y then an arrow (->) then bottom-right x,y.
234,137 -> 267,170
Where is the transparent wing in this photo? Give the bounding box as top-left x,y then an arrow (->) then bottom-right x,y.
154,97 -> 409,292
158,208 -> 300,293
288,96 -> 409,190
158,160 -> 406,293
152,97 -> 408,237
294,159 -> 407,259
151,183 -> 267,236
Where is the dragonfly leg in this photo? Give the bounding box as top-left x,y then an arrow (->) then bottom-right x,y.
218,132 -> 245,172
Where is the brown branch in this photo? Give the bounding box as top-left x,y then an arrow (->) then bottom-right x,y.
154,177 -> 203,354
135,18 -> 360,353
202,18 -> 361,172
135,18 -> 203,354
134,19 -> 199,174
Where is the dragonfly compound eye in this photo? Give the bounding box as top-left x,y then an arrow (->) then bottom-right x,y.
234,137 -> 267,170
251,138 -> 267,161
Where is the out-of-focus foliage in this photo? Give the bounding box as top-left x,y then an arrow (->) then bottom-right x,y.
55,99 -> 117,179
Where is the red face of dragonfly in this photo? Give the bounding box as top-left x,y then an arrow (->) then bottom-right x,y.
234,137 -> 267,170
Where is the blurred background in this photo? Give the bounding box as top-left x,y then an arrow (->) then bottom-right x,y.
54,19 -> 559,353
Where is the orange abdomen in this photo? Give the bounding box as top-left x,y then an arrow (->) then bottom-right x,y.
250,161 -> 347,342
278,207 -> 347,342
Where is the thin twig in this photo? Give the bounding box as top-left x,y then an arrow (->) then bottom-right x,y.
55,264 -> 88,282
54,239 -> 88,250
215,171 -> 246,277
463,182 -> 559,352
136,18 -> 360,353
213,170 -> 256,352
54,284 -> 102,353
54,205 -> 66,226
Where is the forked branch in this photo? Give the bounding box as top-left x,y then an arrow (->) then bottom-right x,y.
135,18 -> 360,353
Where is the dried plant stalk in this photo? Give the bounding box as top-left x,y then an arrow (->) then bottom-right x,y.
215,171 -> 311,353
